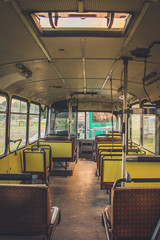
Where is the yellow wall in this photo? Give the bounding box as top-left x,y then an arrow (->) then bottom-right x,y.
0,143 -> 37,174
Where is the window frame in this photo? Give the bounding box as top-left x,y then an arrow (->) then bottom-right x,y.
131,114 -> 141,145
40,105 -> 48,138
29,101 -> 40,144
29,11 -> 133,37
142,114 -> 156,153
10,96 -> 29,153
0,91 -> 9,158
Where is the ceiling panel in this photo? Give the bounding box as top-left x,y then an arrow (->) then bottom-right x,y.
25,61 -> 61,80
0,61 -> 61,91
18,0 -> 78,11
10,78 -> 65,94
98,89 -> 122,104
86,60 -> 115,78
1,0 -> 159,106
127,82 -> 145,100
18,0 -> 143,14
128,61 -> 160,86
8,79 -> 65,95
111,59 -> 160,89
0,4 -> 45,65
108,79 -> 122,91
86,78 -> 104,90
42,37 -> 82,59
146,80 -> 160,102
54,59 -> 83,78
65,78 -> 84,89
31,89 -> 71,105
23,87 -> 70,100
85,38 -> 125,58
122,3 -> 160,64
84,0 -> 143,13
111,60 -> 123,80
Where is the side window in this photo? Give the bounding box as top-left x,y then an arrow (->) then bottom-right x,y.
40,106 -> 48,138
131,114 -> 140,144
10,98 -> 27,151
143,115 -> 155,152
29,103 -> 40,143
0,95 -> 7,156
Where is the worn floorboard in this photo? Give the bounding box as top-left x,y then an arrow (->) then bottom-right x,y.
50,159 -> 108,240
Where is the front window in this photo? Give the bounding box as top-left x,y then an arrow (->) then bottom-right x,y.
78,112 -> 85,139
49,107 -> 77,136
86,112 -> 116,139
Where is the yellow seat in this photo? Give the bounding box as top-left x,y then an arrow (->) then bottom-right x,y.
23,148 -> 48,183
32,144 -> 53,171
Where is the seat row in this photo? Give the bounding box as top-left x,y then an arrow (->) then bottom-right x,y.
0,173 -> 61,239
95,133 -> 160,190
102,177 -> 160,240
22,135 -> 77,182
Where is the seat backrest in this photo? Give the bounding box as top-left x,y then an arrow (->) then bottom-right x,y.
39,140 -> 73,159
101,158 -> 122,189
111,188 -> 160,239
23,148 -> 47,180
0,184 -> 51,235
32,144 -> 53,171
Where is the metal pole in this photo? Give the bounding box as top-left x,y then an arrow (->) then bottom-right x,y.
121,57 -> 129,187
68,101 -> 72,139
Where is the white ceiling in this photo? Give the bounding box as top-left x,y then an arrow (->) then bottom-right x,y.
0,0 -> 160,109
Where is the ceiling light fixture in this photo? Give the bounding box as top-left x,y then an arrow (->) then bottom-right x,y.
16,63 -> 32,79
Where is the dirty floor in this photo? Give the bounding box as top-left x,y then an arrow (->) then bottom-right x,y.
50,159 -> 109,240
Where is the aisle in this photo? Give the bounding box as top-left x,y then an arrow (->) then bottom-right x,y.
50,159 -> 108,240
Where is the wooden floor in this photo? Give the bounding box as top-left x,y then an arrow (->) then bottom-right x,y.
50,159 -> 108,240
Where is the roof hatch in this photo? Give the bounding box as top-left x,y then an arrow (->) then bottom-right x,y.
30,11 -> 132,37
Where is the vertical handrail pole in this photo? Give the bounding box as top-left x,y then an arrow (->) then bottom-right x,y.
121,57 -> 129,187
68,101 -> 72,139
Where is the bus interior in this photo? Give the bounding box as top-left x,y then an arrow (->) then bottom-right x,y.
1,0 -> 160,239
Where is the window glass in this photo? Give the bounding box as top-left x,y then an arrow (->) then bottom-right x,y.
132,103 -> 140,109
131,114 -> 140,144
11,99 -> 20,112
10,98 -> 27,151
11,99 -> 27,113
72,110 -> 77,136
0,95 -> 7,155
30,103 -> 40,114
40,106 -> 47,138
54,111 -> 68,134
78,112 -> 85,139
29,103 -> 40,143
86,112 -> 116,139
0,96 -> 7,111
49,106 -> 77,136
143,115 -> 155,152
21,101 -> 27,113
